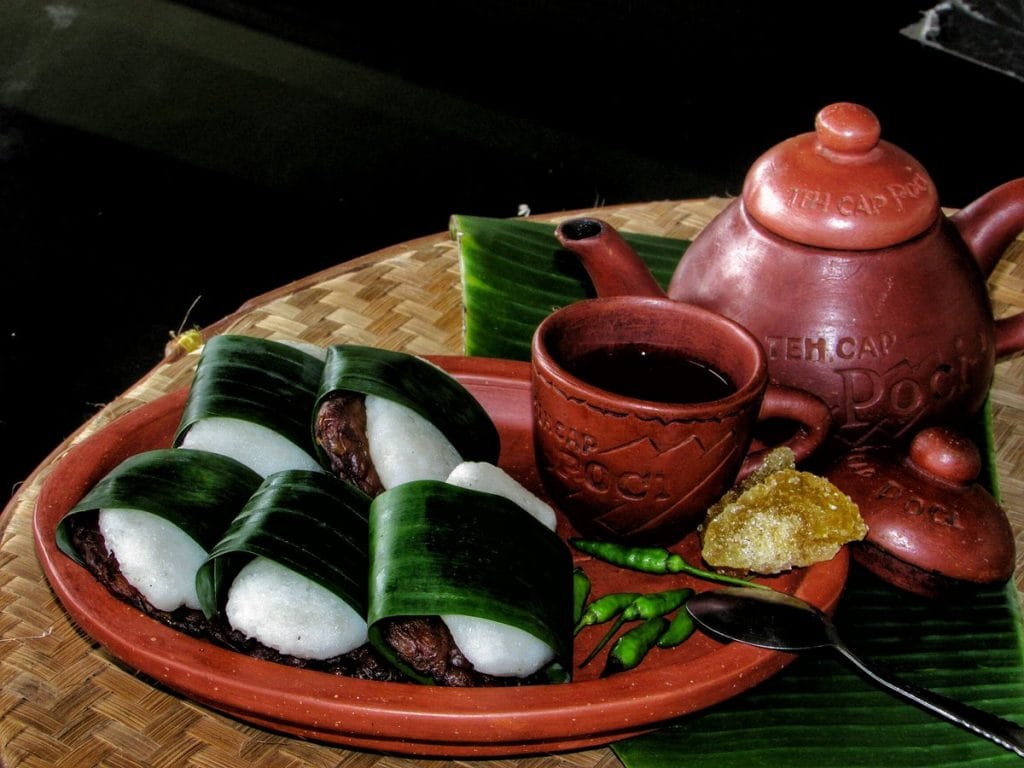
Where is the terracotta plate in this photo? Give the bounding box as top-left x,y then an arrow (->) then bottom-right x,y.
34,355 -> 848,757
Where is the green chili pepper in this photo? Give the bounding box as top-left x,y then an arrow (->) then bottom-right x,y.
570,538 -> 768,590
574,591 -> 641,635
572,539 -> 677,572
657,608 -> 696,648
622,588 -> 693,621
602,616 -> 670,677
579,588 -> 694,668
572,567 -> 591,627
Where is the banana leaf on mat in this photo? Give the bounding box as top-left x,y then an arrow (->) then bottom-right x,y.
449,214 -> 682,361
614,402 -> 1024,767
451,214 -> 1024,767
615,572 -> 1024,766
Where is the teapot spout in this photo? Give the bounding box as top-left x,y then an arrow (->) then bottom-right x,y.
555,217 -> 665,298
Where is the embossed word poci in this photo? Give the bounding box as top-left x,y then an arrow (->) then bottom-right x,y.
532,399 -> 672,505
763,329 -> 992,449
532,372 -> 744,538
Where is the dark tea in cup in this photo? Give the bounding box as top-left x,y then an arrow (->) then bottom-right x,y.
558,344 -> 735,404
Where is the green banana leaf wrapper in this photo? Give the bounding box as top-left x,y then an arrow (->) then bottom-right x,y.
451,213 -> 1024,766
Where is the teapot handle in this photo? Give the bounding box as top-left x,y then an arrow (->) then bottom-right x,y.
952,178 -> 1024,358
739,385 -> 832,479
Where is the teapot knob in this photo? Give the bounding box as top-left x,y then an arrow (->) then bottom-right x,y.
815,102 -> 880,156
907,426 -> 981,486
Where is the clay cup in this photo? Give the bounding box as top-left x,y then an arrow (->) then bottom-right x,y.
531,296 -> 832,546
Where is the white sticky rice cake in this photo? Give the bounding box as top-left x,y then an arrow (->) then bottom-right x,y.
441,460 -> 559,677
97,507 -> 207,612
364,394 -> 463,488
179,418 -> 323,478
278,339 -> 327,362
225,556 -> 368,660
99,481 -> 367,662
445,461 -> 557,530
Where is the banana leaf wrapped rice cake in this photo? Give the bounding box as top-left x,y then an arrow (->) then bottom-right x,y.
56,448 -> 262,633
175,335 -> 327,477
56,336 -> 573,685
313,344 -> 500,494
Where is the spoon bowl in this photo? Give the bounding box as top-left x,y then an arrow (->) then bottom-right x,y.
686,585 -> 837,652
686,586 -> 1024,758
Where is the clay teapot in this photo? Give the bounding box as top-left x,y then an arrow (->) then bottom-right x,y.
556,102 -> 1024,452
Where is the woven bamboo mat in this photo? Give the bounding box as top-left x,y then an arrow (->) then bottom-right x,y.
1,198 -> 1021,768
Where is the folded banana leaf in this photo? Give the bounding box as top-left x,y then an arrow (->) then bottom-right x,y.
450,214 -> 684,360
55,448 -> 263,566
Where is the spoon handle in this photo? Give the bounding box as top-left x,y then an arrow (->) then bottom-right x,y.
835,643 -> 1024,758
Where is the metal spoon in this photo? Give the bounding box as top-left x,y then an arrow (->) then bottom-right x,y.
686,586 -> 1024,758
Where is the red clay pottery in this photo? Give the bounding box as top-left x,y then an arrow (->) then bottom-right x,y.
531,296 -> 832,546
825,426 -> 1015,599
555,102 -> 1024,453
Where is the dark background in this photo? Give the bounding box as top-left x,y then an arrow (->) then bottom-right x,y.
3,1 -> 1024,502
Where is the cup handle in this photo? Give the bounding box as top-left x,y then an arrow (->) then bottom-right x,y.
739,384 -> 832,478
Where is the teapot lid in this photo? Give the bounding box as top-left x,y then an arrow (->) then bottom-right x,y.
825,427 -> 1015,597
743,102 -> 940,250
